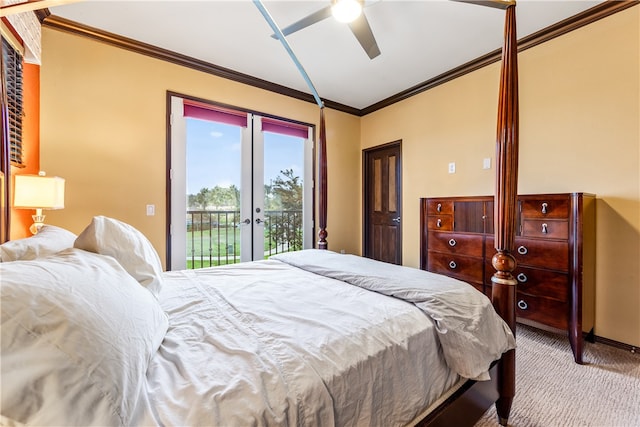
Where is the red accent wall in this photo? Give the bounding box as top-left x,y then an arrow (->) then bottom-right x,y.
10,61 -> 39,239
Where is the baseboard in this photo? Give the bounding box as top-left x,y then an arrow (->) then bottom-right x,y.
518,321 -> 637,355
593,334 -> 638,354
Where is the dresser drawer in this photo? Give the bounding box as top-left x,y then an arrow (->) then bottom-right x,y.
515,267 -> 569,302
427,200 -> 454,215
514,238 -> 569,271
522,219 -> 569,239
485,237 -> 569,271
483,263 -> 569,302
520,197 -> 570,219
516,293 -> 568,330
427,215 -> 453,231
428,231 -> 483,257
427,251 -> 483,284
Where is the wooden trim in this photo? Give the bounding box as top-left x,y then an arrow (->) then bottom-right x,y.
417,364 -> 499,427
164,92 -> 172,268
35,8 -> 51,22
361,0 -> 638,115
317,107 -> 327,249
40,15 -> 360,117
164,90 -> 318,262
593,335 -> 639,354
362,140 -> 402,263
40,1 -> 636,117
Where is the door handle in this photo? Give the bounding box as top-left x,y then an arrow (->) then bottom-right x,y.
242,218 -> 251,225
255,218 -> 265,224
392,217 -> 401,223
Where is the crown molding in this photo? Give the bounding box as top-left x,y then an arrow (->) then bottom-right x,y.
42,0 -> 638,117
361,0 -> 638,116
41,15 -> 360,116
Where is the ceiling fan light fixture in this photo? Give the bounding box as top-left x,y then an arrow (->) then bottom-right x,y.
331,0 -> 363,23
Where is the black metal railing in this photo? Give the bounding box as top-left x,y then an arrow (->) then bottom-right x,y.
264,209 -> 303,257
186,209 -> 302,269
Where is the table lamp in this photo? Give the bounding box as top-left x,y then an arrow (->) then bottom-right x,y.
14,172 -> 65,234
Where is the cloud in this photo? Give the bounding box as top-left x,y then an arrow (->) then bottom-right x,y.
210,131 -> 224,138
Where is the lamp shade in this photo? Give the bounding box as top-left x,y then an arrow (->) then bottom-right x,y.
14,175 -> 65,210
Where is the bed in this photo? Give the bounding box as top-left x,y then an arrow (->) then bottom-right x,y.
1,218 -> 514,426
0,2 -> 521,427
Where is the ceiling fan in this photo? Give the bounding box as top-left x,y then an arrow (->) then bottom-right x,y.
272,0 -> 381,60
271,0 -> 514,61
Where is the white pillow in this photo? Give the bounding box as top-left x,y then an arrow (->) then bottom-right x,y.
0,248 -> 168,426
74,216 -> 164,297
0,225 -> 76,262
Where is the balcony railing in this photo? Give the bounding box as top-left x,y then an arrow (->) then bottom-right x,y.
187,209 -> 303,269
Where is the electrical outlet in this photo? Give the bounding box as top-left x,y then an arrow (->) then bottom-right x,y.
448,162 -> 456,174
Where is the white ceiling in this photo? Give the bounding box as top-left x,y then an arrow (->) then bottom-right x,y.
48,0 -> 604,110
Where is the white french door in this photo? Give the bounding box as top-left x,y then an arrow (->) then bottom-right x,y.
169,96 -> 313,270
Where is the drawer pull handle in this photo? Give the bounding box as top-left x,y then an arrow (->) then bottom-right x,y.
448,238 -> 457,247
517,245 -> 528,255
541,202 -> 548,214
436,219 -> 442,228
437,203 -> 442,212
517,300 -> 528,310
542,223 -> 548,234
517,273 -> 528,283
448,261 -> 457,269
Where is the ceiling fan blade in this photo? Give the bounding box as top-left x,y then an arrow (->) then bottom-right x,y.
271,6 -> 333,38
451,0 -> 515,10
348,12 -> 381,59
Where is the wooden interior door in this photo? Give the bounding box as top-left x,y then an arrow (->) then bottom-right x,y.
363,141 -> 402,264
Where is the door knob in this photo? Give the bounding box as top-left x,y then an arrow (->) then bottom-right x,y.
242,218 -> 251,225
392,217 -> 401,223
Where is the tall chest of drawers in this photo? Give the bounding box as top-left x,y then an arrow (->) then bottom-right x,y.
420,193 -> 596,363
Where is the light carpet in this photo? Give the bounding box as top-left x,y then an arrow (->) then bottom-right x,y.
474,325 -> 640,427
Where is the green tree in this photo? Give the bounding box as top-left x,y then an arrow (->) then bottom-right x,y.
267,169 -> 303,251
190,187 -> 211,210
229,184 -> 240,208
272,169 -> 302,210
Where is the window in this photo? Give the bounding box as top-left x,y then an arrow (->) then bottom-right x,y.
169,95 -> 314,270
2,36 -> 24,166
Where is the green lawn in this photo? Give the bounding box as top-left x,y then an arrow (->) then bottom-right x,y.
186,224 -> 302,269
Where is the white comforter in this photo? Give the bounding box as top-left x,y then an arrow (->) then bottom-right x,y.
1,248 -> 515,427
141,250 -> 515,427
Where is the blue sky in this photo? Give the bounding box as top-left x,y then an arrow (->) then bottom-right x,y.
186,118 -> 304,195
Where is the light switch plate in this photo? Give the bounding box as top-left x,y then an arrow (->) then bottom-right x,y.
483,158 -> 491,169
146,204 -> 155,216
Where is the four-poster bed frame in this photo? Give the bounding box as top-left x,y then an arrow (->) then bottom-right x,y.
0,1 -> 519,425
314,3 -> 519,425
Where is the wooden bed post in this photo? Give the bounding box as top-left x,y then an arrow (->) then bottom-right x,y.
317,107 -> 328,249
492,3 -> 518,426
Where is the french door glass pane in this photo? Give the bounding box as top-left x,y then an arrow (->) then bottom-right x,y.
263,131 -> 305,258
186,118 -> 242,268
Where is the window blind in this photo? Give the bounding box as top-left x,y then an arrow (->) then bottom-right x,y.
2,37 -> 23,166
183,100 -> 309,139
183,100 -> 248,128
261,117 -> 309,139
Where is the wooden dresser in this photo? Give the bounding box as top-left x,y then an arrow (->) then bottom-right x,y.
420,193 -> 596,363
